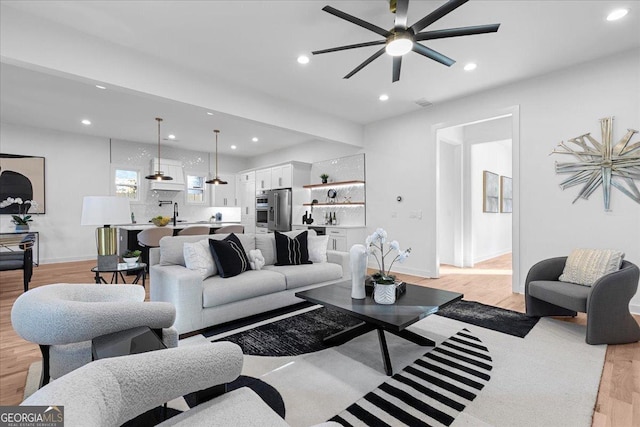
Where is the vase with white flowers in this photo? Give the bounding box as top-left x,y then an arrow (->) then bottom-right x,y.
366,228 -> 411,304
0,197 -> 39,231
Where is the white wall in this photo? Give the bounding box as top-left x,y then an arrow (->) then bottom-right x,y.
438,141 -> 462,266
364,48 -> 640,311
471,141 -> 512,263
244,139 -> 362,170
1,122 -> 110,263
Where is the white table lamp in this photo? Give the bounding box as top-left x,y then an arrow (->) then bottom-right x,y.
81,196 -> 131,269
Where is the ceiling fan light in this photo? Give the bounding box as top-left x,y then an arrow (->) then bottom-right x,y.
385,36 -> 413,56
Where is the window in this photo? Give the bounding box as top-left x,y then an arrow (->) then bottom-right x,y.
187,175 -> 205,204
114,168 -> 140,201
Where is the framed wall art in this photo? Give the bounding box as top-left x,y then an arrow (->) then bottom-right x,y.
501,176 -> 513,213
0,154 -> 46,214
483,170 -> 499,213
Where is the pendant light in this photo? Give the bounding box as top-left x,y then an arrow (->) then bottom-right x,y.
206,129 -> 227,185
145,117 -> 173,181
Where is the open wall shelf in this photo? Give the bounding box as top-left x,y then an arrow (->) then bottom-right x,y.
303,180 -> 365,189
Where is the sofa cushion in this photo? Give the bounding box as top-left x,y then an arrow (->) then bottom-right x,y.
308,235 -> 328,263
184,240 -> 216,279
263,262 -> 343,290
275,231 -> 311,266
559,248 -> 624,286
255,229 -> 317,266
209,234 -> 252,278
528,280 -> 590,313
160,233 -> 255,266
202,270 -> 287,308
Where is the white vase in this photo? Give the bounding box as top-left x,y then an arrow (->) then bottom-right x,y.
374,283 -> 396,304
123,257 -> 139,267
349,244 -> 367,299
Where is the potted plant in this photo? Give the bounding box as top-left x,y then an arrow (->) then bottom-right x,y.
320,174 -> 329,184
366,228 -> 411,304
0,198 -> 39,231
123,249 -> 141,266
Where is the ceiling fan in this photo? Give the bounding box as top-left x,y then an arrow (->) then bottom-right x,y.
312,0 -> 500,82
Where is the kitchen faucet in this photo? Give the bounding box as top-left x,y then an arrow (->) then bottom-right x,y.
173,202 -> 179,226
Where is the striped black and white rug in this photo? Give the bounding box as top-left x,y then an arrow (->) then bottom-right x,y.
330,328 -> 491,427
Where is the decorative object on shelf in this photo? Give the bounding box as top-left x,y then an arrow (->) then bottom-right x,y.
122,249 -> 141,266
327,188 -> 337,203
81,196 -> 131,269
500,176 -> 513,213
312,1 -> 500,83
145,118 -> 173,181
551,116 -> 639,211
206,130 -> 228,185
151,216 -> 170,227
0,197 -> 39,231
366,228 -> 411,304
0,154 -> 46,214
350,244 -> 367,299
320,173 -> 329,184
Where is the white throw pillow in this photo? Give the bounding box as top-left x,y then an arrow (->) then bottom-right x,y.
183,239 -> 216,279
308,235 -> 329,263
559,248 -> 624,286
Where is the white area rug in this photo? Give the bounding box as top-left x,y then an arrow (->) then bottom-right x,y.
24,308 -> 606,427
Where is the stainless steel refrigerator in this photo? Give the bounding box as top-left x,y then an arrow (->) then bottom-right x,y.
267,188 -> 292,232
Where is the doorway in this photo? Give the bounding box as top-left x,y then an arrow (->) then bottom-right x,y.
435,107 -> 520,292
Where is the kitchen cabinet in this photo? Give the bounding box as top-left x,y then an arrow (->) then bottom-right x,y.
237,172 -> 256,234
327,227 -> 366,252
271,164 -> 292,189
210,173 -> 236,207
256,168 -> 272,191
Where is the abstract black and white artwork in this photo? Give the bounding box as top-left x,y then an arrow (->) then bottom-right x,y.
0,154 -> 46,214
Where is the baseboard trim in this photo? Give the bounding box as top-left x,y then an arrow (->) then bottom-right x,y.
472,249 -> 512,265
630,303 -> 640,315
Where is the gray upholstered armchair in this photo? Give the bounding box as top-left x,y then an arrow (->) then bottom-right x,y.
11,283 -> 178,386
23,343 -> 338,427
525,257 -> 640,345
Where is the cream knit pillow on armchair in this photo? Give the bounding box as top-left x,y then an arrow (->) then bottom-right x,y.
559,248 -> 625,286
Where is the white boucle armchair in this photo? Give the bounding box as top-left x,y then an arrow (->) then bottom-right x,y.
23,343 -> 339,427
11,283 -> 178,386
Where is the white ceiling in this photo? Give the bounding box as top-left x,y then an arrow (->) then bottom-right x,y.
1,1 -> 639,156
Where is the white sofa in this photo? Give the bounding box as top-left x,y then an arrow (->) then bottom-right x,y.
150,231 -> 351,335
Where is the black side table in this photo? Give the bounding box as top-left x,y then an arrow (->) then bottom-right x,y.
92,326 -> 166,360
92,262 -> 147,287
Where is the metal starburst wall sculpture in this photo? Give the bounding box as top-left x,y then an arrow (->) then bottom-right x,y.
551,117 -> 640,211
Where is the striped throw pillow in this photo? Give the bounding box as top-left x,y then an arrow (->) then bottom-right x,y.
559,248 -> 624,286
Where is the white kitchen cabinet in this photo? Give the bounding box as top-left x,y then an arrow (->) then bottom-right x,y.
210,173 -> 237,207
255,168 -> 272,191
271,164 -> 292,189
327,227 -> 366,252
237,171 -> 256,233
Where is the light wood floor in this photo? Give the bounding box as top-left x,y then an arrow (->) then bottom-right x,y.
1,255 -> 638,426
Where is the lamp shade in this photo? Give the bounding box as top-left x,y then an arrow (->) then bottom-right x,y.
81,196 -> 131,226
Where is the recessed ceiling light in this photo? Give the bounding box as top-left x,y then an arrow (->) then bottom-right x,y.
81,119 -> 91,125
231,145 -> 237,150
252,137 -> 259,142
95,85 -> 106,90
168,134 -> 176,140
379,94 -> 389,101
607,9 -> 628,21
464,63 -> 477,71
297,55 -> 310,64
206,112 -> 214,116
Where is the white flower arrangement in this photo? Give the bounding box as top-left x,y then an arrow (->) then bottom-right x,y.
0,197 -> 39,225
366,228 -> 411,284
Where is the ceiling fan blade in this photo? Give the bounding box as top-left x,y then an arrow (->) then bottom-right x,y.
414,24 -> 500,41
392,56 -> 402,82
322,5 -> 391,38
410,0 -> 469,33
312,40 -> 386,55
412,43 -> 455,66
344,47 -> 386,79
394,0 -> 409,29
